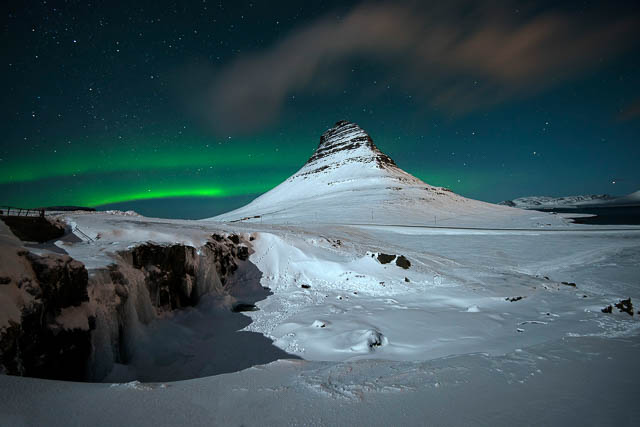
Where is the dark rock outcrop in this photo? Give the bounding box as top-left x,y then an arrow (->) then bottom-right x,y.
1,232 -> 254,382
0,216 -> 65,243
376,253 -> 411,269
26,253 -> 89,308
304,121 -> 397,171
126,243 -> 200,311
115,233 -> 249,313
395,255 -> 411,269
377,253 -> 396,264
615,298 -> 633,316
0,251 -> 93,381
601,298 -> 634,316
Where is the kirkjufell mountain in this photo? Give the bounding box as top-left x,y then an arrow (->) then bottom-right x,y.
211,121 -> 563,227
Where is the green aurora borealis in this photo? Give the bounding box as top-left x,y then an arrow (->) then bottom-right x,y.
1,134 -> 309,208
2,1 -> 639,218
0,130 -> 472,209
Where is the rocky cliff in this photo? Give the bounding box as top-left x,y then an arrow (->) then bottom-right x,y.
0,233 -> 252,381
0,251 -> 93,380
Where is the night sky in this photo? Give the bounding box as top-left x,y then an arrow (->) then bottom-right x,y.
2,0 -> 639,219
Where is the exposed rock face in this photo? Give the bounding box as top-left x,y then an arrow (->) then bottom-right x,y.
0,251 -> 94,381
304,120 -> 397,172
89,232 -> 255,380
114,233 -> 248,313
125,244 -> 201,311
27,253 -> 89,308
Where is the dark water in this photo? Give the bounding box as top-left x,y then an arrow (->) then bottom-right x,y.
538,206 -> 640,225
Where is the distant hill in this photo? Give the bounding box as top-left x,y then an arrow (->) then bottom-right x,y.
499,190 -> 640,209
41,206 -> 96,212
498,194 -> 614,209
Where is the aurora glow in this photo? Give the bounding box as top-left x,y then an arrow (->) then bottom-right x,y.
1,166 -> 292,208
0,135 -> 311,184
1,1 -> 639,218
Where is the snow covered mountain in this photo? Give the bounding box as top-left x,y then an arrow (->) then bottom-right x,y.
211,121 -> 557,227
498,194 -> 615,209
500,190 -> 640,209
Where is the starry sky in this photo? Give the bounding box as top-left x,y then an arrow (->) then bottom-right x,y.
2,0 -> 639,219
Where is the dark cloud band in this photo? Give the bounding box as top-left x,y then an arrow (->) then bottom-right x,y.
193,1 -> 638,132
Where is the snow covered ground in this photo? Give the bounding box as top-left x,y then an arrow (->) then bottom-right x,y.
238,223 -> 640,363
2,121 -> 639,424
1,209 -> 639,425
2,335 -> 639,426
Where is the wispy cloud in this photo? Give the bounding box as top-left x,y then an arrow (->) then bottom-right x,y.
191,1 -> 639,133
618,98 -> 640,121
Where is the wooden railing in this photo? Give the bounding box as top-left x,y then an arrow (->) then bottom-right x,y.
72,226 -> 94,243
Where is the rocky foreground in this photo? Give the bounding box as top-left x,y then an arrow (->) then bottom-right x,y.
0,226 -> 253,381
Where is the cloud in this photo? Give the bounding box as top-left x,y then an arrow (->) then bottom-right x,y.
618,98 -> 640,121
194,0 -> 639,133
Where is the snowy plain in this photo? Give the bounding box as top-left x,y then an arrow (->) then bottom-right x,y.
1,208 -> 639,426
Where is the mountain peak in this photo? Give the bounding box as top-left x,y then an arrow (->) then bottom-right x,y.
304,120 -> 396,170
210,120 -> 559,227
